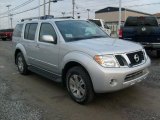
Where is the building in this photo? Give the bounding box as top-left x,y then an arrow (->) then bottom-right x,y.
154,13 -> 160,24
95,7 -> 152,34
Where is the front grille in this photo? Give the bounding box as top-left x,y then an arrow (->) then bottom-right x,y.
127,51 -> 144,67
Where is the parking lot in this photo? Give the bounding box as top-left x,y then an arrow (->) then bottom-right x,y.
0,40 -> 160,120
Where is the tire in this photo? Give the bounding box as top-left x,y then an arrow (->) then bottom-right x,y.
66,66 -> 94,104
16,52 -> 29,75
2,38 -> 6,41
157,50 -> 160,58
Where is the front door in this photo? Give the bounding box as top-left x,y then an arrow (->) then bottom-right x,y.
33,23 -> 59,74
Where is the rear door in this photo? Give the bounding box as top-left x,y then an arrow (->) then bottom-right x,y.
22,23 -> 38,65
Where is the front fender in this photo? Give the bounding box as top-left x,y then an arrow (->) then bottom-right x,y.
61,51 -> 94,71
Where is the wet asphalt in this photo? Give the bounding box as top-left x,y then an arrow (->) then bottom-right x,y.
0,40 -> 160,120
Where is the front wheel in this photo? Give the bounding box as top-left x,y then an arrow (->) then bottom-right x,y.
2,38 -> 6,41
16,52 -> 29,75
66,66 -> 94,104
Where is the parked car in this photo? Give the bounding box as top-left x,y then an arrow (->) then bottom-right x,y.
119,16 -> 160,57
0,29 -> 14,41
88,19 -> 112,36
13,16 -> 150,104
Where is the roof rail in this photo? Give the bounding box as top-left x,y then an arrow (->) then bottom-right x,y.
54,16 -> 74,19
21,15 -> 54,22
21,15 -> 74,22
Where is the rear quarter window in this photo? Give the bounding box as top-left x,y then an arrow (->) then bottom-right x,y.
13,24 -> 23,37
24,23 -> 38,40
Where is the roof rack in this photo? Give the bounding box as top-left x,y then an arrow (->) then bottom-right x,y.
54,16 -> 74,19
21,15 -> 74,22
21,15 -> 54,22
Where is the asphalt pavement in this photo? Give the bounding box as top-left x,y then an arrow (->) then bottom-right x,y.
0,40 -> 160,120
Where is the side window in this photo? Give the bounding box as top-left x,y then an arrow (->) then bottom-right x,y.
24,23 -> 38,40
24,24 -> 30,39
39,23 -> 57,43
13,24 -> 23,37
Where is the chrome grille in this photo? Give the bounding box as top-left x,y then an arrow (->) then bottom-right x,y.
115,51 -> 145,67
127,51 -> 144,67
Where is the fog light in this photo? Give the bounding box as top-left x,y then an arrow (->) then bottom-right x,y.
110,79 -> 117,86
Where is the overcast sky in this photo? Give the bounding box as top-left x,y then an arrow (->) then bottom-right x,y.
0,0 -> 160,29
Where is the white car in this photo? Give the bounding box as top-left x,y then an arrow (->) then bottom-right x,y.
88,19 -> 111,36
13,16 -> 150,104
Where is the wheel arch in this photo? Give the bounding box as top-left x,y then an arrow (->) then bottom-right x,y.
62,61 -> 93,89
14,44 -> 27,65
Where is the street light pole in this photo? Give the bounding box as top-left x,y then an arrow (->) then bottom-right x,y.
10,14 -> 13,28
87,9 -> 90,19
118,0 -> 122,30
38,0 -> 40,18
72,0 -> 75,18
6,5 -> 11,28
62,12 -> 65,17
44,0 -> 46,15
48,0 -> 51,15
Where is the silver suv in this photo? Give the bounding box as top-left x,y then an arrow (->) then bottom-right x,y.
13,16 -> 151,104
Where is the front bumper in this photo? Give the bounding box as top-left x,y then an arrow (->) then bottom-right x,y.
89,57 -> 151,93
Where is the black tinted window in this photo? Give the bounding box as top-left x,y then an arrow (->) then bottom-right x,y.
24,24 -> 30,39
125,17 -> 158,27
24,23 -> 38,40
13,24 -> 23,37
39,23 -> 57,43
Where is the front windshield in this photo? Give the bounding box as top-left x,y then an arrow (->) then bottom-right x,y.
55,20 -> 109,42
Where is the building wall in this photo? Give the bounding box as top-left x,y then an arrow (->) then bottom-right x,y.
95,11 -> 149,22
95,11 -> 126,22
125,11 -> 148,18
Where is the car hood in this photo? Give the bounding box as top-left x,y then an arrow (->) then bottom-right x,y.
69,38 -> 143,56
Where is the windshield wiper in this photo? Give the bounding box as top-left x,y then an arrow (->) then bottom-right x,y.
67,37 -> 87,42
87,35 -> 107,39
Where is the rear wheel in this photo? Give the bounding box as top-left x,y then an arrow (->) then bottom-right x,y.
16,52 -> 29,75
66,66 -> 94,104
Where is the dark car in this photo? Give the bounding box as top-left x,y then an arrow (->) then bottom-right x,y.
119,16 -> 160,57
0,29 -> 14,41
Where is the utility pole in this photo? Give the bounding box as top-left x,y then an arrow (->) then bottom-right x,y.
6,5 -> 11,28
87,9 -> 90,19
72,0 -> 75,18
48,0 -> 51,15
44,0 -> 46,15
118,0 -> 122,30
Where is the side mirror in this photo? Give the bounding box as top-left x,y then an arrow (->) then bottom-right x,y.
41,35 -> 55,43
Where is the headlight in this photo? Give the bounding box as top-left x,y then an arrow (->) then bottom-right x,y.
94,55 -> 119,68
